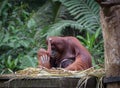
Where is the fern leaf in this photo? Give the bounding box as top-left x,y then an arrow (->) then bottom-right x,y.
47,20 -> 84,37
61,0 -> 100,31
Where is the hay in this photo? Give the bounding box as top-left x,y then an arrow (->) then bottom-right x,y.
14,66 -> 105,78
0,65 -> 105,78
15,67 -> 73,77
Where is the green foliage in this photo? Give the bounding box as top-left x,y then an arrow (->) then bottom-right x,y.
60,0 -> 100,33
77,28 -> 104,66
47,20 -> 84,37
19,55 -> 37,69
35,0 -> 101,39
0,1 -> 38,74
0,56 -> 19,74
77,28 -> 101,51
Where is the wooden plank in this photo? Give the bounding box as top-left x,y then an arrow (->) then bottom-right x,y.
0,76 -> 97,88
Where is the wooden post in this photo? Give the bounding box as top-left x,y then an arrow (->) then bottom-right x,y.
100,2 -> 120,88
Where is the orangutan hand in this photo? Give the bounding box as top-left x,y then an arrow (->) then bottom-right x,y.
40,55 -> 50,64
40,55 -> 51,68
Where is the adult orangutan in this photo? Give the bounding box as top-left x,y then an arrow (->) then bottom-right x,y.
37,36 -> 92,71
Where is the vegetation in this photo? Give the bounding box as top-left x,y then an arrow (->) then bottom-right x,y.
0,0 -> 104,74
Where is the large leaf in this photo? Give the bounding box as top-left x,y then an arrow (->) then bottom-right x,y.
19,55 -> 37,69
33,0 -> 62,29
47,20 -> 84,37
60,0 -> 101,32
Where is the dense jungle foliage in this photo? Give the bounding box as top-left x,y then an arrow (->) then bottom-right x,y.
0,0 -> 104,74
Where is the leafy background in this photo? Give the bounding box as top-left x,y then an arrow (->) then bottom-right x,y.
0,0 -> 104,74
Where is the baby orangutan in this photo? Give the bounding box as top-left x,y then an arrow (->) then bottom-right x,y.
37,36 -> 92,71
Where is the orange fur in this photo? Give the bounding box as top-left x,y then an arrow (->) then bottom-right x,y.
37,36 -> 92,71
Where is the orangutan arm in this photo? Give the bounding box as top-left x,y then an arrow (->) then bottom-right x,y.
65,55 -> 90,71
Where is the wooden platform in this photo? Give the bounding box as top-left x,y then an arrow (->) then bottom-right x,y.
0,75 -> 97,88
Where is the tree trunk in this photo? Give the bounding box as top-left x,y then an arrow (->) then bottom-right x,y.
100,5 -> 120,88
